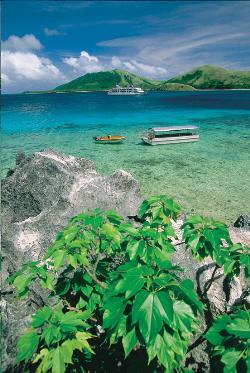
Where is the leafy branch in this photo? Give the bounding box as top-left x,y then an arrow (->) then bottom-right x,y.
8,196 -> 249,373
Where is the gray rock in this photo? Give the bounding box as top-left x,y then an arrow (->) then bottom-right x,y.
2,149 -> 140,274
1,149 -> 141,371
233,214 -> 250,231
172,239 -> 248,372
15,150 -> 26,166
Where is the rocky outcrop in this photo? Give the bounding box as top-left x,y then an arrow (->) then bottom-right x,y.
1,150 -> 141,275
233,214 -> 250,231
1,149 -> 141,371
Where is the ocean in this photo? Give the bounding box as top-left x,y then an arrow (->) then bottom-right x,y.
2,91 -> 250,222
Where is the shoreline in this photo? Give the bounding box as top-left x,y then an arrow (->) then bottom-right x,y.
3,88 -> 250,95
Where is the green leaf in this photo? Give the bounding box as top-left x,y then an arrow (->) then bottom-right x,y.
147,334 -> 163,363
33,348 -> 52,373
154,290 -> 174,326
173,301 -> 196,336
154,273 -> 177,287
119,223 -> 139,236
52,346 -> 66,373
75,331 -> 94,354
32,306 -> 52,328
60,312 -> 86,333
204,329 -> 224,346
13,273 -> 34,296
204,229 -> 221,250
127,239 -> 145,260
17,331 -> 39,362
223,259 -> 235,275
122,328 -> 138,358
53,250 -> 66,270
187,235 -> 200,251
183,215 -> 203,226
132,290 -> 162,343
163,330 -> 185,357
147,334 -> 174,370
102,223 -> 120,245
42,325 -> 61,346
68,254 -> 78,269
60,340 -> 74,364
221,350 -> 242,371
226,318 -> 250,339
64,226 -> 79,243
113,271 -> 146,300
44,273 -> 55,291
55,279 -> 71,296
103,297 -> 126,329
106,210 -> 124,225
138,199 -> 150,217
175,279 -> 204,313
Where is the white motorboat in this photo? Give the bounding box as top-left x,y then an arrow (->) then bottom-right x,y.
108,85 -> 144,95
141,126 -> 199,145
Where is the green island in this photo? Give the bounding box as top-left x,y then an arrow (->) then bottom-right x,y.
24,65 -> 250,94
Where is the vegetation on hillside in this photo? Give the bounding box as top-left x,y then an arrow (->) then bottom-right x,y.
9,195 -> 250,373
168,65 -> 250,89
25,65 -> 250,94
54,69 -> 160,92
153,82 -> 196,91
54,69 -> 195,92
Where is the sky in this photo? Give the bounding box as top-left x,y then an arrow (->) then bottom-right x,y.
2,0 -> 250,93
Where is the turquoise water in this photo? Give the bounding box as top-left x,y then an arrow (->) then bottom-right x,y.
2,91 -> 250,222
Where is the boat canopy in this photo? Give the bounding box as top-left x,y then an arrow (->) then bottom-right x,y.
150,126 -> 198,132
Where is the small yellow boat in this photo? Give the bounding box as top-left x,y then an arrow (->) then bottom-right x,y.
93,135 -> 126,144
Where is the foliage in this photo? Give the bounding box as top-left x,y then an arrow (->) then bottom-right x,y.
9,195 -> 250,372
54,69 -> 159,92
182,215 -> 250,278
54,65 -> 250,93
168,65 -> 250,89
205,309 -> 250,373
103,196 -> 202,371
17,304 -> 93,373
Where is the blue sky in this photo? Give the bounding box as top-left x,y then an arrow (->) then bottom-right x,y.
2,0 -> 250,93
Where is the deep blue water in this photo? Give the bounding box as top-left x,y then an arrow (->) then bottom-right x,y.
2,91 -> 250,221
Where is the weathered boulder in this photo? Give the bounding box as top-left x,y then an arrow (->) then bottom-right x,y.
233,214 -> 250,231
171,219 -> 249,372
1,149 -> 141,275
1,149 -> 141,371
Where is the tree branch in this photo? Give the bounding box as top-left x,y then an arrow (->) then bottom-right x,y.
202,264 -> 220,297
84,267 -> 107,289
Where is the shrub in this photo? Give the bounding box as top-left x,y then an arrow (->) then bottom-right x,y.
9,196 -> 249,372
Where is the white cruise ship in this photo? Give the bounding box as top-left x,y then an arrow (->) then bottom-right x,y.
107,85 -> 144,95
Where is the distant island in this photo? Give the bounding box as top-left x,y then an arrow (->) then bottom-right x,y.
24,65 -> 250,94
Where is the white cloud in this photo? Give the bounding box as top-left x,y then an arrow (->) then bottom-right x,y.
44,27 -> 66,36
2,34 -> 65,93
111,56 -> 122,68
2,51 -> 62,81
2,34 -> 42,52
63,50 -> 104,73
97,1 -> 250,77
111,56 -> 167,78
62,51 -> 167,79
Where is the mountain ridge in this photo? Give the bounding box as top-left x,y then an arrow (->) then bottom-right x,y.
167,65 -> 250,89
54,69 -> 161,91
26,65 -> 250,93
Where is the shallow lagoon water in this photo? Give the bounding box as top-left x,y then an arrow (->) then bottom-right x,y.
2,91 -> 250,222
